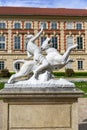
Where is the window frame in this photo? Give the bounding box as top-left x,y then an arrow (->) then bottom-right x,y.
78,60 -> 83,70
15,62 -> 20,71
51,36 -> 58,49
40,36 -> 47,45
14,22 -> 21,29
0,36 -> 6,50
76,22 -> 82,30
67,36 -> 73,49
25,22 -> 32,29
0,61 -> 4,70
14,36 -> 21,50
0,22 -> 6,29
77,36 -> 83,50
41,22 -> 47,29
66,22 -> 73,29
51,22 -> 57,29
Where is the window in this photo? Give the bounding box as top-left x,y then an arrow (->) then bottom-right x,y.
15,63 -> 20,71
76,23 -> 82,30
25,23 -> 31,29
51,22 -> 57,29
67,36 -> 73,48
14,36 -> 21,50
77,37 -> 83,50
52,36 -> 58,49
66,22 -> 73,29
0,22 -> 6,29
78,60 -> 83,70
0,36 -> 5,50
41,36 -> 46,45
41,22 -> 47,29
0,61 -> 4,70
14,22 -> 21,29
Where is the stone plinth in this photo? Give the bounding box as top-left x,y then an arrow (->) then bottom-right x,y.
0,86 -> 83,130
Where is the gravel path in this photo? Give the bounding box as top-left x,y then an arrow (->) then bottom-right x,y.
0,98 -> 87,130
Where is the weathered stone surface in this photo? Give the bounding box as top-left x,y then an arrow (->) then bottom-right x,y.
0,86 -> 84,130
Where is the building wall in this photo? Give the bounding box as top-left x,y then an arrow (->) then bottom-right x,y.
0,16 -> 87,72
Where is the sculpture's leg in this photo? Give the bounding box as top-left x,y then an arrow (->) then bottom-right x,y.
8,74 -> 16,83
62,44 -> 78,62
8,71 -> 29,84
34,60 -> 50,80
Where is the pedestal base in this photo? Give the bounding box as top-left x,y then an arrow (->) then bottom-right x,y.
0,86 -> 83,130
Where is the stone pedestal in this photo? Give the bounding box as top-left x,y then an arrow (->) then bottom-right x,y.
0,87 -> 83,130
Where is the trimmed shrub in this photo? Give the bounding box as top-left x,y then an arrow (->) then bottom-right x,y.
53,72 -> 65,77
65,68 -> 74,77
0,69 -> 10,77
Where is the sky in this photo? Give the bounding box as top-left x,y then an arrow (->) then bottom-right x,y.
0,0 -> 87,9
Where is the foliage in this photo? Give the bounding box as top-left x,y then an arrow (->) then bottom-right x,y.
65,68 -> 74,77
74,72 -> 87,77
53,72 -> 65,77
53,71 -> 87,78
0,82 -> 4,89
0,69 -> 10,77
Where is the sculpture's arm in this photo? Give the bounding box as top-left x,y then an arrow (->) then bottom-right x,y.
30,25 -> 43,42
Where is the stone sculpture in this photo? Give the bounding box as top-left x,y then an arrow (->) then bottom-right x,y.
7,25 -> 78,87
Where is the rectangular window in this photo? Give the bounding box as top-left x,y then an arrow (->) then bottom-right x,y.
41,22 -> 47,29
51,22 -> 57,29
15,63 -> 20,71
52,36 -> 58,49
67,36 -> 73,48
0,36 -> 5,50
76,23 -> 82,30
0,61 -> 4,70
25,23 -> 31,29
41,36 -> 46,45
14,36 -> 21,50
66,22 -> 73,29
77,37 -> 83,50
14,23 -> 21,29
0,22 -> 6,29
78,60 -> 83,70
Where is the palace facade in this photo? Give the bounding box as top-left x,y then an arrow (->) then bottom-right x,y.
0,7 -> 87,72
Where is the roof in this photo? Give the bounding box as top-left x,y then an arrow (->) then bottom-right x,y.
0,7 -> 87,16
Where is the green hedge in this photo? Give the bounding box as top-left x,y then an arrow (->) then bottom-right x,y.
53,72 -> 65,77
74,72 -> 87,77
53,71 -> 87,77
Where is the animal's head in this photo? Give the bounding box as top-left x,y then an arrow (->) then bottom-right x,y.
41,37 -> 53,51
